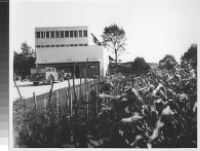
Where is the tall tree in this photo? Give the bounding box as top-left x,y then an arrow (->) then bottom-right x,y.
21,42 -> 33,56
181,44 -> 197,70
102,24 -> 126,69
14,42 -> 36,79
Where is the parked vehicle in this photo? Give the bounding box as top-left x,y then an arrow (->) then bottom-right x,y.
30,67 -> 64,85
64,72 -> 73,80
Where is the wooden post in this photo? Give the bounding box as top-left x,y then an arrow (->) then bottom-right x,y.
70,93 -> 73,117
96,98 -> 98,116
14,79 -> 25,111
96,84 -> 98,96
79,76 -> 82,100
70,93 -> 73,143
44,99 -> 47,112
77,87 -> 79,100
44,98 -> 47,119
48,81 -> 54,107
56,91 -> 59,114
67,79 -> 71,108
88,82 -> 90,100
73,62 -> 77,103
67,89 -> 70,108
33,92 -> 37,110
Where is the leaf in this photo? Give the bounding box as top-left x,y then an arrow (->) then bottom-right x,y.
121,113 -> 143,124
161,105 -> 175,116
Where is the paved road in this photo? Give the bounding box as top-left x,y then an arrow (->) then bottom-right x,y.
12,79 -> 89,101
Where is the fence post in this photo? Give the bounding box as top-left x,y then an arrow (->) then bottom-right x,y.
48,81 -> 54,107
70,93 -> 73,143
33,92 -> 37,110
67,79 -> 71,108
56,91 -> 59,114
14,79 -> 25,111
43,98 -> 47,119
79,76 -> 82,100
77,87 -> 79,100
70,93 -> 73,117
73,62 -> 77,103
44,99 -> 47,112
67,88 -> 70,108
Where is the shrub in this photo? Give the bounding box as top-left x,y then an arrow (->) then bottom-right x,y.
181,44 -> 197,70
131,57 -> 150,75
159,55 -> 178,70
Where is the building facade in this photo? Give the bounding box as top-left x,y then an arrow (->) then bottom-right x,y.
35,26 -> 109,78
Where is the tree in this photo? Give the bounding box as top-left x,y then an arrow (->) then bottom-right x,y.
102,24 -> 126,69
14,42 -> 36,79
21,42 -> 33,56
131,57 -> 150,75
181,44 -> 197,70
14,51 -> 36,79
159,55 -> 178,70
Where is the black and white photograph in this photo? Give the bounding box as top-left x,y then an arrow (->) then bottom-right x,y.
10,0 -> 199,148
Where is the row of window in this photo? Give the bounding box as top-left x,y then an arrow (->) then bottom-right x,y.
36,30 -> 88,38
36,43 -> 88,48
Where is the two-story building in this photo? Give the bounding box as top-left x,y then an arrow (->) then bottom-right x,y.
35,26 -> 109,78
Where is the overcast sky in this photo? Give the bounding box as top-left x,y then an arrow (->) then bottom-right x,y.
10,0 -> 200,63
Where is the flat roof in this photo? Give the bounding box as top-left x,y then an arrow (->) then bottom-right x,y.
35,26 -> 88,31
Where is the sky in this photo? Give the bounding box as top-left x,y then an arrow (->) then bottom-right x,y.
10,0 -> 200,63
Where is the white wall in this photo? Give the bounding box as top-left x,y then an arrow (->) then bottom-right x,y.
36,45 -> 109,76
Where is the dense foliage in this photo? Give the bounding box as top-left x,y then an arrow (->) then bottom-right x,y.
181,44 -> 197,70
159,55 -> 178,70
16,109 -> 70,147
14,42 -> 35,79
131,57 -> 150,75
87,64 -> 197,148
14,52 -> 35,79
16,63 -> 197,148
116,58 -> 150,76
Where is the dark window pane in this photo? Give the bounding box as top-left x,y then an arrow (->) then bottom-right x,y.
51,31 -> 55,38
46,31 -> 49,38
65,31 -> 69,37
74,31 -> 77,37
83,30 -> 87,37
61,31 -> 64,38
36,32 -> 40,38
79,30 -> 82,37
70,31 -> 73,37
41,32 -> 44,38
56,31 -> 59,38
70,44 -> 74,47
84,44 -> 88,46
